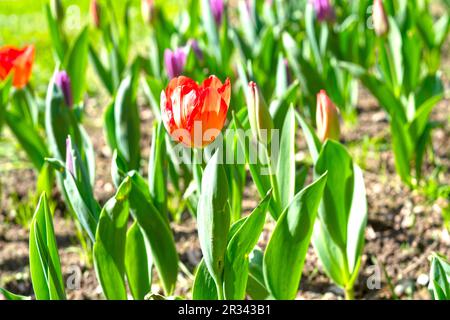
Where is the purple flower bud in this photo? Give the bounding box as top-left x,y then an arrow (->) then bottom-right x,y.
210,0 -> 224,27
311,0 -> 335,22
54,71 -> 73,107
188,39 -> 203,61
66,137 -> 75,177
164,48 -> 187,80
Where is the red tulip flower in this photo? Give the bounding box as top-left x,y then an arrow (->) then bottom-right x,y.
0,45 -> 35,89
161,75 -> 231,148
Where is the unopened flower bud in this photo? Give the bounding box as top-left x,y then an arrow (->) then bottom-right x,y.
50,0 -> 65,22
164,48 -> 187,79
141,0 -> 155,25
247,82 -> 274,143
372,0 -> 389,37
311,0 -> 335,22
54,71 -> 73,108
210,0 -> 224,27
90,0 -> 101,28
316,90 -> 340,142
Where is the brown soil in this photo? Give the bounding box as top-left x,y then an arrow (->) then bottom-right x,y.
1,82 -> 449,299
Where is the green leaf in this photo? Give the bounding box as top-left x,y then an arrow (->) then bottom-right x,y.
45,79 -> 82,163
345,164 -> 367,275
313,141 -> 368,288
390,114 -> 413,185
233,114 -> 277,219
29,193 -> 66,300
93,177 -> 131,300
312,221 -> 346,287
5,111 -> 48,170
270,81 -> 300,131
125,221 -> 153,300
45,4 -> 65,62
114,63 -> 141,170
0,76 -> 12,132
315,141 -> 355,250
192,259 -> 218,300
103,101 -> 118,151
429,253 -> 450,300
223,190 -> 272,300
263,173 -> 328,300
148,122 -> 167,217
276,106 -> 296,211
128,171 -> 178,296
111,149 -> 128,188
246,248 -> 270,300
63,137 -> 100,241
88,45 -> 114,95
201,0 -> 221,63
0,288 -> 30,300
197,150 -> 230,299
65,27 -> 89,104
305,3 -> 323,72
296,112 -> 322,163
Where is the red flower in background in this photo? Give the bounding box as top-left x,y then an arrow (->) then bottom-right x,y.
0,45 -> 35,89
161,75 -> 231,148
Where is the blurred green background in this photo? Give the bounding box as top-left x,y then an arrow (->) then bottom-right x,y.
0,0 -> 183,92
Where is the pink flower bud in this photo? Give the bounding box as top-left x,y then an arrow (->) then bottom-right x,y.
141,0 -> 155,25
90,0 -> 101,28
316,90 -> 340,142
372,0 -> 389,36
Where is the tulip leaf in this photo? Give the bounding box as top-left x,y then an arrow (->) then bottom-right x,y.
390,114 -> 413,185
65,27 -> 89,104
223,190 -> 272,300
45,79 -> 82,163
276,106 -> 296,211
201,0 -> 221,64
125,221 -> 153,300
5,111 -> 48,170
192,259 -> 218,300
263,172 -> 328,300
148,122 -> 167,217
128,171 -> 178,296
104,101 -> 118,151
313,141 -> 368,289
79,125 -> 96,187
246,248 -> 270,300
314,141 -> 354,250
233,114 -> 277,219
93,177 -> 131,300
111,149 -> 128,188
88,45 -> 114,95
197,150 -> 230,299
63,136 -> 100,241
29,193 -> 66,300
114,62 -> 141,170
312,219 -> 346,287
429,253 -> 450,300
0,288 -> 29,300
270,81 -> 300,131
305,3 -> 323,72
296,111 -> 322,163
45,4 -> 65,62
